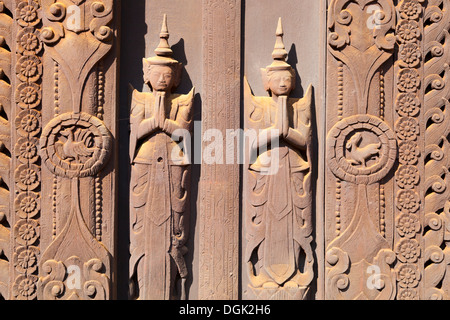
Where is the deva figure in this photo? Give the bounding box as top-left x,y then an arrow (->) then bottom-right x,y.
129,15 -> 194,300
244,18 -> 314,300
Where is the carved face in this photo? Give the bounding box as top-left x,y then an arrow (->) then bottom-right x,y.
146,65 -> 176,92
267,70 -> 294,96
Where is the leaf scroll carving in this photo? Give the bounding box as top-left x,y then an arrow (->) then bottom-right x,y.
36,0 -> 116,301
328,0 -> 396,113
423,0 -> 450,300
326,0 -> 398,300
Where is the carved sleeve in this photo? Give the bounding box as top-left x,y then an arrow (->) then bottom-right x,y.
129,90 -> 146,163
286,84 -> 313,149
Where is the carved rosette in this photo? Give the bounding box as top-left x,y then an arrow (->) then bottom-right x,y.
327,115 -> 397,186
0,0 -> 12,300
422,0 -> 450,300
393,0 -> 424,300
40,112 -> 112,179
11,0 -> 42,301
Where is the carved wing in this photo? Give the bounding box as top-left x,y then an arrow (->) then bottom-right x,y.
291,84 -> 313,218
292,84 -> 313,134
54,141 -> 66,160
244,76 -> 268,131
72,129 -> 95,157
72,142 -> 94,157
173,87 -> 195,128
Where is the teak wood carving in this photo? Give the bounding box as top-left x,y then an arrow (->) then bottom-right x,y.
0,0 -> 119,300
198,0 -> 241,300
36,0 -> 117,301
11,0 -> 43,300
326,0 -> 398,300
243,19 -> 314,300
1,0 -> 450,301
393,0 -> 424,300
423,0 -> 450,300
0,0 -> 12,301
129,15 -> 193,301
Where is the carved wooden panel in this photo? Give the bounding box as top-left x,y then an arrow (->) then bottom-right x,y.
324,0 -> 450,300
0,0 -> 12,301
11,0 -> 43,300
393,0 -> 424,300
128,15 -> 194,301
325,0 -> 398,300
243,19 -> 314,300
1,0 -> 450,301
0,0 -> 120,300
423,0 -> 450,300
36,0 -> 118,301
198,0 -> 241,300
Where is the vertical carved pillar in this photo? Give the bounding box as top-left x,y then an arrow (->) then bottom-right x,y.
11,0 -> 42,300
199,0 -> 241,300
243,18 -> 314,300
325,0 -> 398,300
0,0 -> 12,300
423,0 -> 450,300
128,15 -> 194,301
393,0 -> 424,300
32,0 -> 118,300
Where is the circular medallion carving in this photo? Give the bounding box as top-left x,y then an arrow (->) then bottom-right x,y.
40,112 -> 112,179
327,115 -> 397,185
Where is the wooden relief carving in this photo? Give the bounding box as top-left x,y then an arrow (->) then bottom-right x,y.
129,15 -> 193,301
11,0 -> 42,300
199,0 -> 241,300
33,0 -> 117,300
243,19 -> 314,300
0,0 -> 12,300
326,0 -> 398,300
0,0 -> 448,301
393,0 -> 424,300
423,0 -> 450,300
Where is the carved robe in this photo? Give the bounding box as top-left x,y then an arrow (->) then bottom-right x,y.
245,83 -> 314,299
129,89 -> 193,300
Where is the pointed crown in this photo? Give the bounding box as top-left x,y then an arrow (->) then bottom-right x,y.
266,18 -> 292,72
145,14 -> 180,66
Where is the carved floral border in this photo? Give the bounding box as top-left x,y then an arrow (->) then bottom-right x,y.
394,0 -> 424,300
11,0 -> 42,301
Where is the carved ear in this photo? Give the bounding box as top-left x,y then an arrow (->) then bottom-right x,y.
290,69 -> 296,91
261,68 -> 269,92
346,133 -> 359,150
346,140 -> 353,150
172,63 -> 182,89
142,58 -> 150,84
